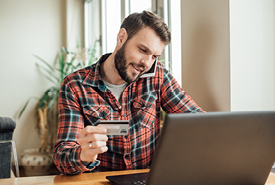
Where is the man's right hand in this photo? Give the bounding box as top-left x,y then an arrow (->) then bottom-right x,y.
78,125 -> 108,163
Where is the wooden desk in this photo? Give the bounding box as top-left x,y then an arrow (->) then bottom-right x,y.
1,169 -> 275,185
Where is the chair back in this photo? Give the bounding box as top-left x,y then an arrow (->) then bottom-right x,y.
0,117 -> 18,178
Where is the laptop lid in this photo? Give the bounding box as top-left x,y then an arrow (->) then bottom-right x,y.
107,111 -> 275,185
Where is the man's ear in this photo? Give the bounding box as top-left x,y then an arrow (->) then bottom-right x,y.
117,28 -> 128,47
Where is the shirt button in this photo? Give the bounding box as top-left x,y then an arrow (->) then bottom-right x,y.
125,154 -> 130,159
124,135 -> 128,139
123,114 -> 126,117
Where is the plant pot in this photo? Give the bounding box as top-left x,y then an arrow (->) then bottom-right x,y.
21,148 -> 53,176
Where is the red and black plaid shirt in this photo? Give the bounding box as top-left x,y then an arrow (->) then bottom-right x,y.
53,54 -> 204,175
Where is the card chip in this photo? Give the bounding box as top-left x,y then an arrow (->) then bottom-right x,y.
99,120 -> 129,136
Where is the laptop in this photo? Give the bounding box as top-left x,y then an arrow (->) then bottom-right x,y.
106,111 -> 275,185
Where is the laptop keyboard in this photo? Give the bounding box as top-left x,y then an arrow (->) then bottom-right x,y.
131,180 -> 146,185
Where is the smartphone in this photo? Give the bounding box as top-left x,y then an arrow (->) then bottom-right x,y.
140,60 -> 157,78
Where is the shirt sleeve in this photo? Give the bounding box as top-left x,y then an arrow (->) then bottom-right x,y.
53,76 -> 98,175
160,67 -> 205,113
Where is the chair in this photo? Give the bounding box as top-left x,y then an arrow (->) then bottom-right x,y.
0,117 -> 19,178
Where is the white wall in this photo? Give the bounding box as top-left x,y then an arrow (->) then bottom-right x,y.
181,0 -> 275,112
0,0 -> 67,165
230,0 -> 275,111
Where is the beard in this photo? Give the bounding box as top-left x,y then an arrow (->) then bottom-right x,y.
114,42 -> 145,84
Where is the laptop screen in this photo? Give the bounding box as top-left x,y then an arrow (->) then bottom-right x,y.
107,111 -> 275,185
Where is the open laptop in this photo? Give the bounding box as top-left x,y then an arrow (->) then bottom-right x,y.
106,111 -> 275,185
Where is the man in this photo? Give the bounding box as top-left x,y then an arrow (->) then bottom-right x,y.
53,10 -> 204,175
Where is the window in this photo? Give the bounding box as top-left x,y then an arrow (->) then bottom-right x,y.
129,0 -> 151,13
84,0 -> 101,59
84,0 -> 181,85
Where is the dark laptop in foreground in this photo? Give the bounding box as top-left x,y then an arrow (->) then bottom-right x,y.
106,111 -> 275,185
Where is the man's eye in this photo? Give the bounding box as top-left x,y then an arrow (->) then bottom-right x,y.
140,48 -> 146,53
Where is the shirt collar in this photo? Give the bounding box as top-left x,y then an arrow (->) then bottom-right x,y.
82,53 -> 112,91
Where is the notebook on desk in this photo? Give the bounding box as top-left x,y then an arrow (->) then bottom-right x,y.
106,111 -> 275,185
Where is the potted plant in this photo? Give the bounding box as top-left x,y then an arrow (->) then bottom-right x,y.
19,46 -> 98,152
18,45 -> 98,175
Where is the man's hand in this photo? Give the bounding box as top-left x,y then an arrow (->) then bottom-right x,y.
78,126 -> 108,163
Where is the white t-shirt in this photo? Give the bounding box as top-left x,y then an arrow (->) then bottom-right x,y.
103,80 -> 127,103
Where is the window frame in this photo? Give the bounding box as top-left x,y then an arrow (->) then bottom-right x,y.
84,0 -> 182,85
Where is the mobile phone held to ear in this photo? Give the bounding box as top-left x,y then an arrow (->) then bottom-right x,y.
140,60 -> 157,78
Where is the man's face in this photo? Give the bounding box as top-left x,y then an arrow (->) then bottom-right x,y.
114,27 -> 165,83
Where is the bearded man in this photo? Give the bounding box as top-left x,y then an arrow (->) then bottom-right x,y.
53,10 -> 204,175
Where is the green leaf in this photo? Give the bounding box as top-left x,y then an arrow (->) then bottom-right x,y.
47,92 -> 59,109
59,52 -> 66,78
64,55 -> 76,75
61,47 -> 67,53
37,93 -> 50,110
36,63 -> 60,83
79,60 -> 85,68
36,63 -> 60,82
33,54 -> 54,72
74,63 -> 82,69
37,87 -> 58,110
18,97 -> 39,119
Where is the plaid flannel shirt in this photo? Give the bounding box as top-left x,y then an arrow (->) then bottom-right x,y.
53,53 -> 204,175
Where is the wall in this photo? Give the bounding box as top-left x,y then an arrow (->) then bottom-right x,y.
181,0 -> 231,112
67,0 -> 85,50
0,0 -> 80,165
230,0 -> 275,111
180,0 -> 275,112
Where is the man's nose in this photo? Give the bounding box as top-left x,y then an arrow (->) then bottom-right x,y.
140,56 -> 152,70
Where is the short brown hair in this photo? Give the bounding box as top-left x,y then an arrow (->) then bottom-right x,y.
120,11 -> 171,45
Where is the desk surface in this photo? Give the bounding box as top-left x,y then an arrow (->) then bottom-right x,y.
1,169 -> 275,185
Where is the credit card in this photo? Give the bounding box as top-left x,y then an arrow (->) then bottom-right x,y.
98,120 -> 129,135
